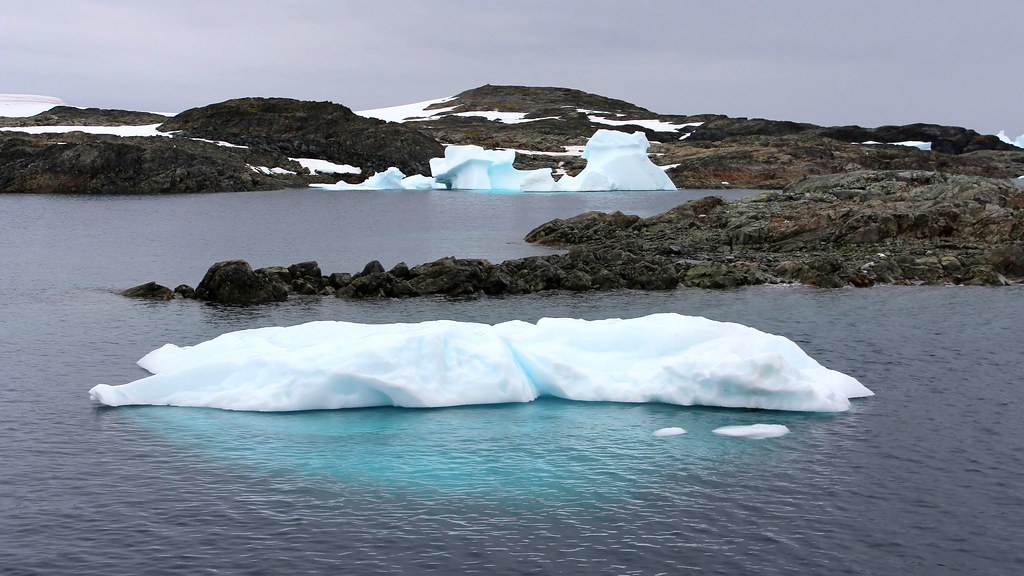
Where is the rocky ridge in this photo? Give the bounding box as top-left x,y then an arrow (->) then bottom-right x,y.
159,97 -> 443,176
0,131 -> 311,194
125,170 -> 1024,304
369,84 -> 1024,188
0,105 -> 169,127
3,85 -> 1022,194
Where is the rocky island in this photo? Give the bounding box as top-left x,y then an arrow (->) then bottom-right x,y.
124,169 -> 1023,304
2,86 -> 1021,299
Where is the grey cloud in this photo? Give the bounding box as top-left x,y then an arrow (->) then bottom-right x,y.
1,0 -> 1021,136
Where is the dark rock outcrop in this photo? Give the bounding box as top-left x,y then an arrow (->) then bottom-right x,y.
194,260 -> 287,305
523,170 -> 1024,288
124,170 -> 1023,303
158,97 -> 443,175
0,132 -> 312,194
121,281 -> 176,300
0,106 -> 169,128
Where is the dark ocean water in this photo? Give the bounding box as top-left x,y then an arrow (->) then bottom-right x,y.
1,189 -> 1022,575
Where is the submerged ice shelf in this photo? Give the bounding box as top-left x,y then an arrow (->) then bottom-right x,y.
90,313 -> 872,413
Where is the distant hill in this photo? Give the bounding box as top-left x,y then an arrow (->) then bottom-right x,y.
159,97 -> 443,176
1,86 -> 1022,194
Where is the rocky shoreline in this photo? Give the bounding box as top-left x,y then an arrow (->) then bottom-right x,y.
124,170 -> 1024,304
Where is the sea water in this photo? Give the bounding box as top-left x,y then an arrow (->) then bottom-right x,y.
1,189 -> 1022,575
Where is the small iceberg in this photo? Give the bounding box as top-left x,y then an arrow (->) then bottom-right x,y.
89,313 -> 872,413
652,427 -> 687,437
712,424 -> 791,439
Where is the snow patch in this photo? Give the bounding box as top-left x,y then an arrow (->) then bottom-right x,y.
0,124 -> 167,137
0,94 -> 65,117
712,424 -> 791,439
860,140 -> 932,151
291,158 -> 361,175
452,111 -> 557,124
588,115 -> 703,133
88,313 -> 872,413
192,137 -> 248,148
248,165 -> 296,176
356,97 -> 457,122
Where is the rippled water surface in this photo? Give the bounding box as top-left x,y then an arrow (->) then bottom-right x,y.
1,189 -> 1022,575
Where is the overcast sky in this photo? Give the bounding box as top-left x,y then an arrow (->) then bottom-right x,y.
3,0 -> 1021,136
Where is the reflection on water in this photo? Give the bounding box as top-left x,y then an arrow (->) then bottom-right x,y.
124,399 -> 841,504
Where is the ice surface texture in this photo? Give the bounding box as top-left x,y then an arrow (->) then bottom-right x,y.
90,314 -> 872,413
712,424 -> 791,439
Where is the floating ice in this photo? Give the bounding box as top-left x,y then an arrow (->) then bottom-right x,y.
997,130 -> 1024,149
653,427 -> 687,437
426,129 -> 674,191
310,167 -> 443,190
290,158 -> 360,175
429,145 -> 557,190
313,129 -> 675,192
712,424 -> 791,439
554,130 -> 676,191
309,167 -> 408,190
89,313 -> 872,413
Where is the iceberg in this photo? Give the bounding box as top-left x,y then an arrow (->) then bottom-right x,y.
310,168 -> 442,190
310,167 -> 408,190
312,129 -> 676,192
555,129 -> 676,191
429,145 -> 557,190
89,313 -> 872,413
997,130 -> 1024,149
653,427 -> 687,437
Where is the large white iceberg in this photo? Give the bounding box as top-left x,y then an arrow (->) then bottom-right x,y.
429,145 -> 558,190
89,314 -> 872,413
555,130 -> 676,191
313,129 -> 676,192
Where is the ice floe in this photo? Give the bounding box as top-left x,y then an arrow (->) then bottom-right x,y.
712,424 -> 791,439
89,313 -> 873,413
291,158 -> 361,175
653,427 -> 687,437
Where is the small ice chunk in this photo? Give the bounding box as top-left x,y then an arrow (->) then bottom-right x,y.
652,427 -> 687,437
712,424 -> 791,439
